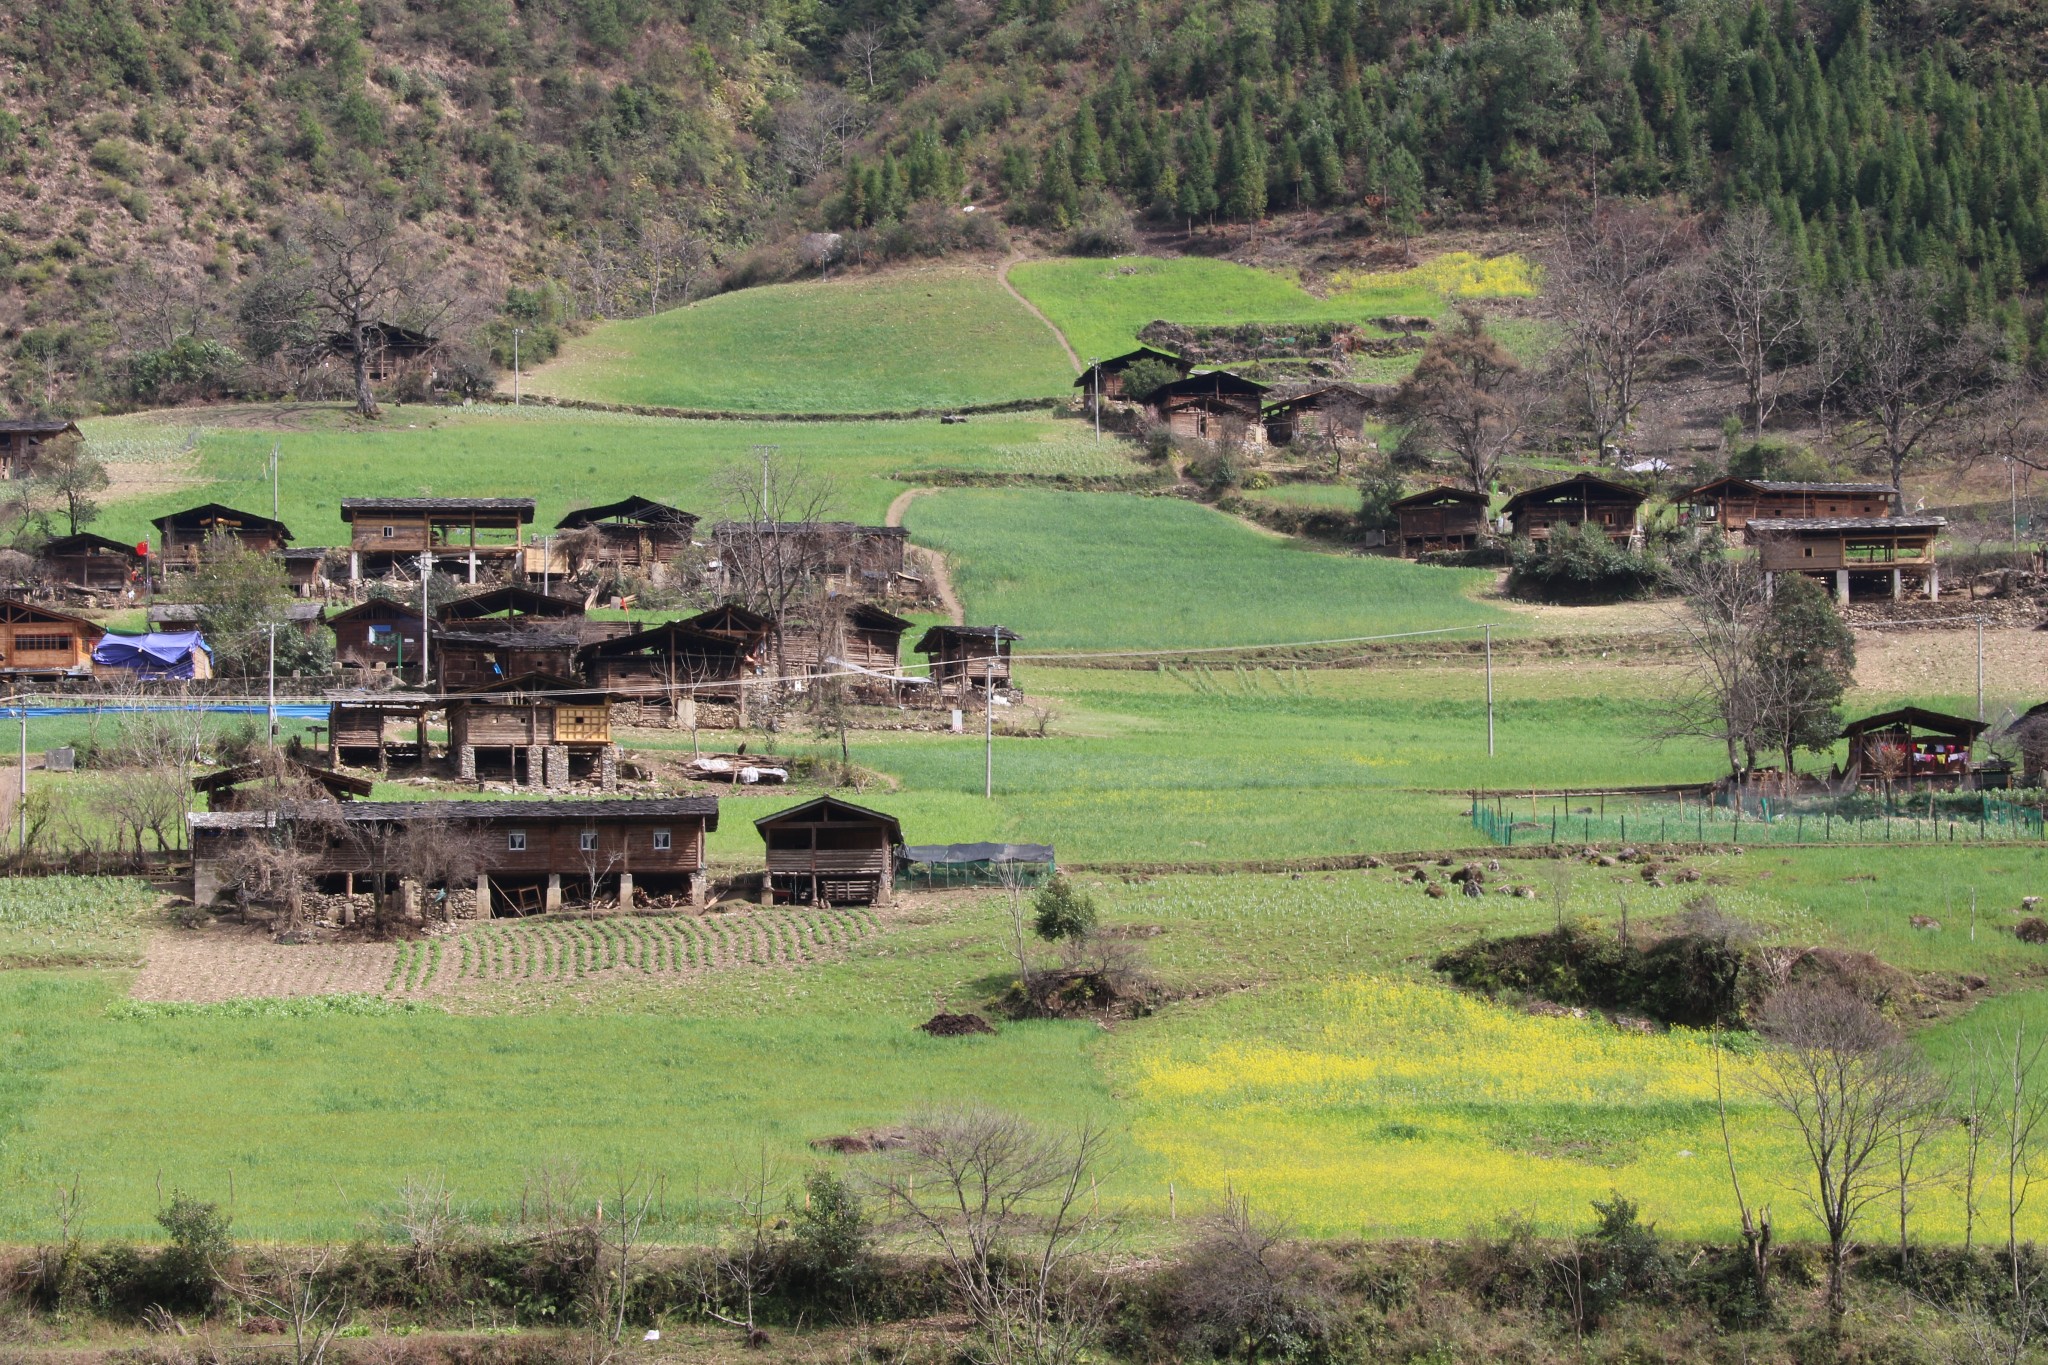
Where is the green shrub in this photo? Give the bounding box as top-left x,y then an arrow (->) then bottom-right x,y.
1507,522 -> 1668,602
1433,919 -> 1753,1028
88,138 -> 142,181
153,1192 -> 232,1310
1032,875 -> 1098,942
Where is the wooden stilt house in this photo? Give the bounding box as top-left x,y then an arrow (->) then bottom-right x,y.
151,504 -> 293,572
755,796 -> 902,906
1392,487 -> 1492,557
915,624 -> 1018,696
37,533 -> 143,591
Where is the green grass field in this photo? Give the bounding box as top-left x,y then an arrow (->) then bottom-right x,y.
1008,252 -> 1536,365
902,488 -> 1507,651
520,267 -> 1075,413
2,846 -> 2045,1242
83,406 -> 1140,546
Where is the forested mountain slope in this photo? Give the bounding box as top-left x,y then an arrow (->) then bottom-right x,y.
7,0 -> 2048,413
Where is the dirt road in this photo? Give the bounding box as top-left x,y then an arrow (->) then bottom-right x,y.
884,487 -> 964,624
998,253 -> 1081,374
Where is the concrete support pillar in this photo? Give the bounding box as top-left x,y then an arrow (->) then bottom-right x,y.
342,872 -> 354,926
689,871 -> 708,908
467,549 -> 477,584
600,746 -> 619,792
1835,569 -> 1850,605
1892,568 -> 1903,601
545,745 -> 569,791
475,873 -> 491,918
1928,563 -> 1941,601
350,549 -> 359,582
457,744 -> 477,780
758,873 -> 774,905
617,871 -> 634,909
192,858 -> 223,907
545,873 -> 562,912
524,744 -> 545,789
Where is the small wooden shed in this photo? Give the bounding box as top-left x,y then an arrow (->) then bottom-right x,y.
1392,486 -> 1491,557
915,624 -> 1018,696
437,584 -> 583,625
1841,707 -> 1989,787
2002,702 -> 2048,789
151,504 -> 293,572
778,602 -> 916,681
328,598 -> 426,676
755,796 -> 903,906
38,532 -> 142,591
281,548 -> 331,597
711,522 -> 914,599
434,625 -> 585,692
0,419 -> 82,480
1147,371 -> 1270,444
1748,516 -> 1946,603
1073,347 -> 1190,400
192,758 -> 374,811
325,323 -> 440,381
1502,476 -> 1645,544
555,497 -> 699,575
0,598 -> 103,678
1262,386 -> 1377,447
578,621 -> 756,710
1685,477 -> 1896,532
446,673 -> 615,788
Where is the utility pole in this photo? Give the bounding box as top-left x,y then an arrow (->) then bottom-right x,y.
1484,624 -> 1494,756
269,442 -> 280,521
513,327 -> 524,406
17,711 -> 25,860
1090,358 -> 1100,443
1976,616 -> 1985,722
266,623 -> 278,746
419,550 -> 433,688
984,660 -> 994,800
542,533 -> 553,596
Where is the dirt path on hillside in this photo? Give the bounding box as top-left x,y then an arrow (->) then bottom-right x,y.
132,924 -> 399,1002
999,253 -> 1082,374
885,488 -> 964,624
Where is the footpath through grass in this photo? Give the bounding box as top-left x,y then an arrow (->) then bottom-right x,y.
1008,252 -> 1537,364
902,488 -> 1507,651
85,406 -> 1140,545
521,266 -> 1076,413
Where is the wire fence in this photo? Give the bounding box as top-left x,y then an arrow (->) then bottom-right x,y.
1471,793 -> 2047,847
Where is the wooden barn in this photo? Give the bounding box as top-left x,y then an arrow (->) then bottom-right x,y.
1074,347 -> 1190,400
281,548 -> 331,597
2002,703 -> 2048,789
446,673 -> 616,789
340,497 -> 535,582
192,758 -> 374,811
434,625 -> 585,692
0,598 -> 103,679
0,419 -> 82,481
190,795 -> 720,914
325,323 -> 440,381
755,795 -> 902,906
1748,516 -> 1947,602
1686,477 -> 1897,532
151,504 -> 293,572
578,620 -> 757,715
327,598 -> 426,677
326,693 -> 434,770
1841,707 -> 1989,787
1392,487 -> 1492,557
38,533 -> 142,591
1263,386 -> 1381,447
1147,370 -> 1270,444
915,624 -> 1018,695
711,521 -> 914,600
1502,476 -> 1646,544
554,497 -> 699,576
778,602 -> 916,687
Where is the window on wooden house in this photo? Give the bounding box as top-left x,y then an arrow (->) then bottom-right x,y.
580,831 -> 599,852
507,831 -> 527,851
652,830 -> 672,851
382,525 -> 396,539
12,633 -> 69,653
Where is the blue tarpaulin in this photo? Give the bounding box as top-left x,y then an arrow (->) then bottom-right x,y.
91,631 -> 213,680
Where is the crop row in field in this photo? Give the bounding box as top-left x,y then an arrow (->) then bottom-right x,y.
379,908 -> 883,996
0,877 -> 157,967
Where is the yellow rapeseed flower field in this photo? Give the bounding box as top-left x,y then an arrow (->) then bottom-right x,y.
1120,976 -> 2037,1243
1329,251 -> 1543,304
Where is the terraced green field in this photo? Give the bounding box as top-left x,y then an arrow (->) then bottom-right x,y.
520,266 -> 1076,412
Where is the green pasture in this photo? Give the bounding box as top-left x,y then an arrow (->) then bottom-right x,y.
2,846 -> 2047,1241
83,406 -> 1138,548
1007,252 -> 1536,366
902,488 -> 1508,651
520,267 -> 1075,413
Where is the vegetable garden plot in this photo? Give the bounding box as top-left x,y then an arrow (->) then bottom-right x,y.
408,907 -> 884,996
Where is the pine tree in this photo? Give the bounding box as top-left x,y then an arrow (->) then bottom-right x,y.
1037,138 -> 1080,229
1073,105 -> 1104,187
1382,145 -> 1424,234
1177,112 -> 1219,222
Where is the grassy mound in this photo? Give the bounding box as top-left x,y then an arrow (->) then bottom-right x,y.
520,266 -> 1076,413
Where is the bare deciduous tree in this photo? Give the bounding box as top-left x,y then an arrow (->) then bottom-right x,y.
1548,205 -> 1698,459
222,1250 -> 352,1365
580,1167 -> 659,1365
873,1109 -> 1112,1365
1692,208 -> 1805,442
775,89 -> 867,184
700,1150 -> 782,1342
840,27 -> 888,92
712,451 -> 841,677
1651,550 -> 1770,779
1392,305 -> 1531,492
1748,984 -> 1947,1332
1826,270 -> 1999,509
